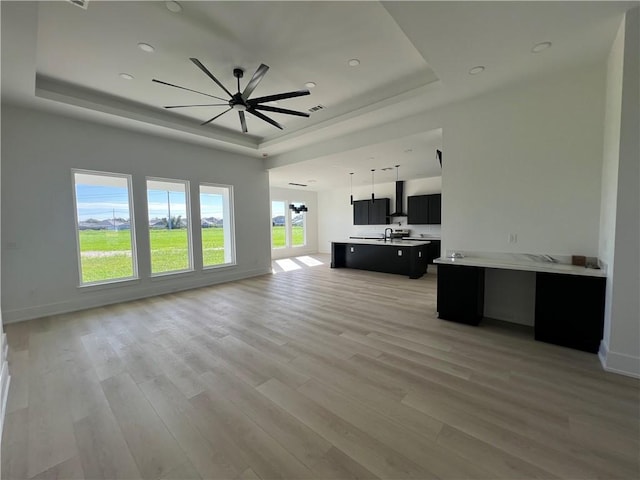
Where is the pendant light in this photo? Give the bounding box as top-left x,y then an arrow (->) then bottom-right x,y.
395,164 -> 400,181
370,169 -> 376,203
349,172 -> 354,205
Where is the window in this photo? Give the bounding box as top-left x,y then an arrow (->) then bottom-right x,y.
200,184 -> 235,267
147,178 -> 192,275
73,170 -> 137,285
271,201 -> 287,248
271,200 -> 307,250
290,202 -> 306,247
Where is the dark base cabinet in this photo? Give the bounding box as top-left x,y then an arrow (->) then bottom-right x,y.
437,264 -> 485,325
331,243 -> 346,268
535,273 -> 606,353
331,242 -> 428,279
427,240 -> 441,264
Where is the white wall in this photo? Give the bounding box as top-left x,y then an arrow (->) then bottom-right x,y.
440,63 -> 606,257
599,19 -> 625,356
318,176 -> 442,252
599,9 -> 640,377
269,186 -> 318,259
0,27 -> 8,438
1,105 -> 272,322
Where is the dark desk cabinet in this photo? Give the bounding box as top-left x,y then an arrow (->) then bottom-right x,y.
535,273 -> 606,353
407,194 -> 441,225
437,264 -> 485,325
353,198 -> 390,225
436,262 -> 606,353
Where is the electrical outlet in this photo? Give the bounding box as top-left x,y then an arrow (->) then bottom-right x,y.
508,233 -> 518,243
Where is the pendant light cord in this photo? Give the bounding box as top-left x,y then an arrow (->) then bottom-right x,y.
371,169 -> 375,203
349,172 -> 354,205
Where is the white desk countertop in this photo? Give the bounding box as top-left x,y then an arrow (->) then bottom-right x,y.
434,255 -> 606,278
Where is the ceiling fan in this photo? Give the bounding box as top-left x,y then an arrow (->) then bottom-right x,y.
152,58 -> 311,133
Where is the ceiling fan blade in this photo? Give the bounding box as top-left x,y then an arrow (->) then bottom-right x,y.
152,79 -> 228,101
239,111 -> 248,133
190,58 -> 233,98
164,104 -> 229,109
242,63 -> 269,100
201,107 -> 232,126
248,89 -> 310,104
247,108 -> 283,130
253,104 -> 310,117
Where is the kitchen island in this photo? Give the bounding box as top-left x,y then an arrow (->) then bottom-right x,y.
331,239 -> 430,279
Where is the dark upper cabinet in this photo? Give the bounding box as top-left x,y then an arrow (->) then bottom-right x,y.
407,194 -> 441,224
428,194 -> 441,224
369,198 -> 390,224
407,195 -> 429,224
353,200 -> 369,225
353,198 -> 390,225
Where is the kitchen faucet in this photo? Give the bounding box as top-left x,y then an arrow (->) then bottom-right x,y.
384,227 -> 393,242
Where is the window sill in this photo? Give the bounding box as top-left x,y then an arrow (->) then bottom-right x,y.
150,269 -> 195,281
203,262 -> 236,272
78,277 -> 141,291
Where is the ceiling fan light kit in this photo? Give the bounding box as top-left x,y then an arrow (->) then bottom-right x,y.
153,58 -> 311,133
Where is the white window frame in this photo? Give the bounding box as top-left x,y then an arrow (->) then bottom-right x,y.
72,169 -> 138,287
289,201 -> 307,248
146,176 -> 194,276
199,182 -> 236,269
271,200 -> 288,249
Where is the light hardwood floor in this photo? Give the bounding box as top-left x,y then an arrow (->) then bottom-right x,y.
2,254 -> 639,479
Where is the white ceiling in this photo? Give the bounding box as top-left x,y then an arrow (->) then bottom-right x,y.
269,129 -> 443,192
1,1 -> 635,191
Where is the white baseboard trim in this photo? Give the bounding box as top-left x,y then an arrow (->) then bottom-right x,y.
1,333 -> 10,439
599,341 -> 640,378
3,267 -> 271,324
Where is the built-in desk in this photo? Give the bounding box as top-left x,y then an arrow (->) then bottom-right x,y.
434,254 -> 606,353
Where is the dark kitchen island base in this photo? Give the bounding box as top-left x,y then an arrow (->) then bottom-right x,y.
331,240 -> 430,279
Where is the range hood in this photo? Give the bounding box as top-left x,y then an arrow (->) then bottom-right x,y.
390,181 -> 407,217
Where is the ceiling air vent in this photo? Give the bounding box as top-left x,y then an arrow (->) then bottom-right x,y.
308,105 -> 325,113
67,0 -> 89,9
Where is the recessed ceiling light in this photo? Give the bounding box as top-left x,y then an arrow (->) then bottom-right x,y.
348,59 -> 360,67
119,73 -> 134,80
138,42 -> 155,53
305,82 -> 316,89
165,1 -> 182,13
531,41 -> 552,53
468,66 -> 485,75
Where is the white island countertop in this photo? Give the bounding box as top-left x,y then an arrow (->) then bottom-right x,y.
434,254 -> 606,278
334,239 -> 431,246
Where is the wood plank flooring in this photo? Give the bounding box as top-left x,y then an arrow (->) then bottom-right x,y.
2,254 -> 639,479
